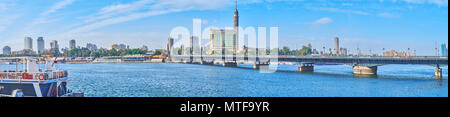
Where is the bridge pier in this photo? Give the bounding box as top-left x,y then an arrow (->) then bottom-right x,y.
182,60 -> 192,64
353,66 -> 378,75
253,63 -> 269,69
222,62 -> 237,67
200,61 -> 214,65
298,63 -> 314,72
435,65 -> 442,79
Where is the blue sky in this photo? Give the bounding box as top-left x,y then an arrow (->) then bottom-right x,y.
0,0 -> 448,55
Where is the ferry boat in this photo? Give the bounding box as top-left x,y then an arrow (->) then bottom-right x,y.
0,57 -> 83,97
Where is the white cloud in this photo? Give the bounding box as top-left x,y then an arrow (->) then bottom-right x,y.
68,8 -> 184,34
32,0 -> 75,25
0,1 -> 17,33
305,17 -> 333,25
68,0 -> 236,34
399,0 -> 448,6
83,0 -> 153,23
377,12 -> 401,18
41,0 -> 75,16
309,7 -> 371,15
0,3 -> 9,10
0,15 -> 20,33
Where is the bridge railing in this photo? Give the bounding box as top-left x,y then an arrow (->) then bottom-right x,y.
170,55 -> 448,65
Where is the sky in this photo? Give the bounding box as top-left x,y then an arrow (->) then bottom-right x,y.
0,0 -> 448,56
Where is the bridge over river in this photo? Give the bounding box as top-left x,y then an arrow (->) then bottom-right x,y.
170,55 -> 448,79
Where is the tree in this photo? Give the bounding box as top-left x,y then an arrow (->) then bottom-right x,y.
299,46 -> 312,55
280,46 -> 290,55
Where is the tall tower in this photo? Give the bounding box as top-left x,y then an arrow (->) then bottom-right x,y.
334,37 -> 339,55
234,0 -> 239,30
234,0 -> 239,52
167,37 -> 174,56
24,37 -> 33,50
69,39 -> 76,49
37,37 -> 44,54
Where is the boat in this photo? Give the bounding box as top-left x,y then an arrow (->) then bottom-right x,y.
0,57 -> 83,97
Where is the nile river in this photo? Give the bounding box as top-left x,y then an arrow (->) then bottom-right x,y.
2,63 -> 448,97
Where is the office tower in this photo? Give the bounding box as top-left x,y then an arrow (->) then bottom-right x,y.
140,45 -> 148,51
24,37 -> 33,50
210,29 -> 238,55
37,37 -> 44,54
306,43 -> 312,48
340,48 -> 348,56
50,40 -> 59,50
3,46 -> 11,55
190,36 -> 200,55
447,45 -> 449,57
334,37 -> 339,55
208,1 -> 240,55
167,38 -> 174,56
118,44 -> 127,50
108,44 -> 118,50
69,40 -> 76,49
86,43 -> 98,50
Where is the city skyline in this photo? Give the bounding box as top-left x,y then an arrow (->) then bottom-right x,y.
0,0 -> 448,56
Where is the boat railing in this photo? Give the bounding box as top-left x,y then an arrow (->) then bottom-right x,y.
0,70 -> 68,82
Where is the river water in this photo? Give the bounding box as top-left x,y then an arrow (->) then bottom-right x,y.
1,63 -> 448,97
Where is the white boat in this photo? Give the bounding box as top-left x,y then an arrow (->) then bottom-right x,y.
0,57 -> 83,97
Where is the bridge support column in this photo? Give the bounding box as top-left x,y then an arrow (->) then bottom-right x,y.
435,66 -> 442,79
298,63 -> 314,72
222,62 -> 237,67
353,66 -> 377,75
182,60 -> 192,64
200,61 -> 214,65
253,63 -> 269,69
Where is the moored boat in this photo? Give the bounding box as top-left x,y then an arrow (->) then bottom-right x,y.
0,57 -> 83,97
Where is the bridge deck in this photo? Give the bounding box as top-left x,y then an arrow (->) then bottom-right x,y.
170,55 -> 448,65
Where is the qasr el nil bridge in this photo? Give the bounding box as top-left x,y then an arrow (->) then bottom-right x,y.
170,55 -> 448,79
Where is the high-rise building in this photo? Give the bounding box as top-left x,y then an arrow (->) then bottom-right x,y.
37,37 -> 44,54
340,48 -> 348,56
210,29 -> 238,55
24,37 -> 33,50
69,40 -> 76,49
442,43 -> 448,57
141,45 -> 148,51
207,1 -> 240,55
167,37 -> 174,56
3,46 -> 11,55
384,50 -> 408,57
306,43 -> 312,48
86,43 -> 97,50
190,36 -> 200,55
334,37 -> 339,55
118,44 -> 127,50
108,44 -> 127,51
445,45 -> 448,57
50,40 -> 59,50
108,44 -> 118,51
